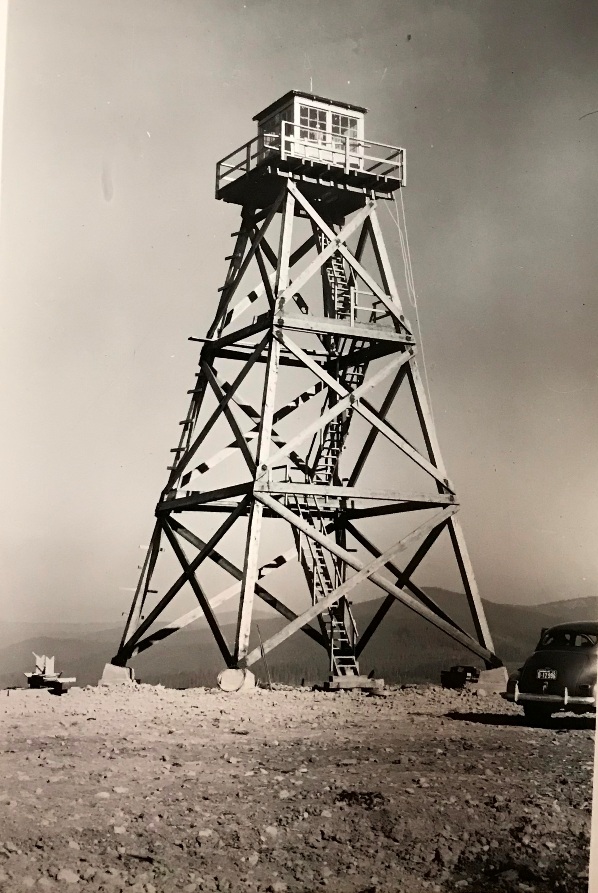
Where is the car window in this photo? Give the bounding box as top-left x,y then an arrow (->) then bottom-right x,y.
537,631 -> 597,650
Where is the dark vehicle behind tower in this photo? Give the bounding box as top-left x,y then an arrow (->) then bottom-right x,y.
503,621 -> 598,722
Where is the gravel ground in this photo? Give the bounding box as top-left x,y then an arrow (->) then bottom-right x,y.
0,684 -> 594,893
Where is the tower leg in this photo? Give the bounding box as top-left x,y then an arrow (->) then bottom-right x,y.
235,500 -> 265,664
234,191 -> 294,665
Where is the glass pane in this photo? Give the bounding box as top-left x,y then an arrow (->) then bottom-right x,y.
299,105 -> 327,143
262,112 -> 282,150
330,113 -> 358,152
331,114 -> 357,135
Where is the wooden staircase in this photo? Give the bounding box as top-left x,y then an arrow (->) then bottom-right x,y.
291,494 -> 359,676
290,237 -> 374,678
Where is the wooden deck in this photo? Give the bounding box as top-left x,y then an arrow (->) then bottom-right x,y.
216,149 -> 404,218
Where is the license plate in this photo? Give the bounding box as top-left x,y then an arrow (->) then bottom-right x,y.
537,669 -> 557,680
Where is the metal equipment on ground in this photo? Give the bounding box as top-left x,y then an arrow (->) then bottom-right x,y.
440,665 -> 480,690
25,653 -> 76,695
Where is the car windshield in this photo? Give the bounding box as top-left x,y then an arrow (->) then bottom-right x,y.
537,630 -> 598,651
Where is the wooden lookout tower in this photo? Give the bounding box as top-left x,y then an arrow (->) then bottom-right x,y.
109,91 -> 503,688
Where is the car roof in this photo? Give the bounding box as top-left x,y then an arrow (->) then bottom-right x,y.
543,621 -> 598,635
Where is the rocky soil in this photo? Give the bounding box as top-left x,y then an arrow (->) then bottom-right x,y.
0,684 -> 594,893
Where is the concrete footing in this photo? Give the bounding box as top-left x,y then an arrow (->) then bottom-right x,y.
100,663 -> 136,686
474,666 -> 509,696
217,668 -> 256,692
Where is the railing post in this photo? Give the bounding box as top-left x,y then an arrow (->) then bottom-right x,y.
344,135 -> 350,174
246,142 -> 251,175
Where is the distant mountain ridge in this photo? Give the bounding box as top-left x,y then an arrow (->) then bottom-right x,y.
1,591 -> 595,689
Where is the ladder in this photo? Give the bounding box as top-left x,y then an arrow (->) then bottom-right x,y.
288,233 -> 370,675
326,251 -> 353,321
291,494 -> 359,676
311,237 -> 369,483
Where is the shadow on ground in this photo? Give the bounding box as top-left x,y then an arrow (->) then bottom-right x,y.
445,711 -> 595,731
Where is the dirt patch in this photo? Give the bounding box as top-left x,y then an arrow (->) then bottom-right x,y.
0,685 -> 593,892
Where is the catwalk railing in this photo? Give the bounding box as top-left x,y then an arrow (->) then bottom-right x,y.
216,121 -> 406,196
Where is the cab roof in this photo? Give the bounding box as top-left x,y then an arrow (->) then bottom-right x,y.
253,91 -> 368,122
544,621 -> 598,635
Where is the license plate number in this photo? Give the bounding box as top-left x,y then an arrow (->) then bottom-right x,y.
537,669 -> 557,680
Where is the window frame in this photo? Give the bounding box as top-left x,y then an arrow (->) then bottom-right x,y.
292,97 -> 364,161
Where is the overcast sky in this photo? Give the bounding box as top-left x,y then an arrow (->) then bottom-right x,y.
0,0 -> 596,623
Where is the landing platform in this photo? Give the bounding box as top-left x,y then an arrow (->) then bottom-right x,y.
216,157 -> 402,219
325,675 -> 385,692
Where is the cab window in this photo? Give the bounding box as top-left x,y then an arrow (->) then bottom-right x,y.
538,630 -> 597,650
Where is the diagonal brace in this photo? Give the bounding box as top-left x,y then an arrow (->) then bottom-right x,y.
116,497 -> 250,660
253,494 -> 500,667
344,520 -> 469,657
170,519 -> 327,650
244,502 -> 460,667
168,335 -> 268,484
262,339 -> 415,473
162,520 -> 234,666
279,332 -> 452,490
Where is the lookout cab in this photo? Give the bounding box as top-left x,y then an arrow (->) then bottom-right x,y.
216,90 -> 405,218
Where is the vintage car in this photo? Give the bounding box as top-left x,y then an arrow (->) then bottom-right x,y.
503,621 -> 598,721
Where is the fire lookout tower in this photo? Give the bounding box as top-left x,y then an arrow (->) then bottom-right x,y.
110,91 -> 502,688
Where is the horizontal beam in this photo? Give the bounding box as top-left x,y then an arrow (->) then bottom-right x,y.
212,348 -> 306,368
201,315 -> 269,353
156,501 -> 254,515
342,501 -> 452,520
333,340 -> 400,372
157,483 -> 251,513
254,480 -> 457,506
208,343 -> 394,371
275,314 -> 415,344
